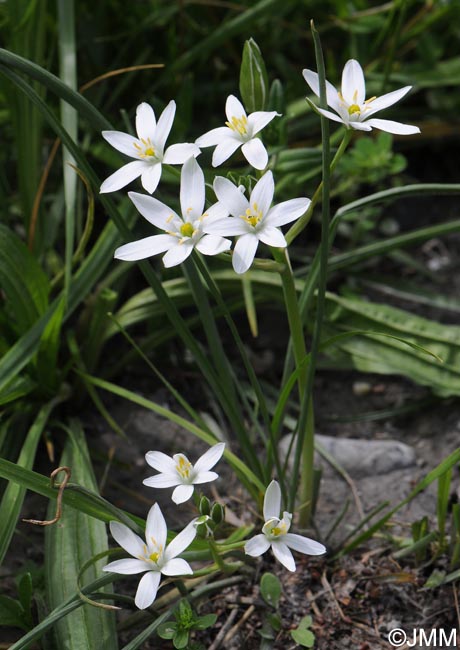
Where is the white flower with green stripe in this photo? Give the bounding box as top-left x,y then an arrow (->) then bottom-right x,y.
245,481 -> 326,571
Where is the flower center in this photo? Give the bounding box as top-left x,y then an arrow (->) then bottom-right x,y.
225,114 -> 248,136
175,454 -> 192,479
348,103 -> 361,116
242,203 -> 262,227
149,551 -> 160,562
179,222 -> 194,238
269,521 -> 288,537
133,137 -> 156,159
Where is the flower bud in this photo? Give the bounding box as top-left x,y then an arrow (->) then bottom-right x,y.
239,38 -> 269,113
211,503 -> 225,525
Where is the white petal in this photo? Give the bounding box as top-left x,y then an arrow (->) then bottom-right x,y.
162,240 -> 194,267
364,86 -> 412,117
233,233 -> 259,274
213,177 -> 248,217
363,118 -> 420,135
145,450 -> 177,473
316,107 -> 347,125
250,171 -> 274,218
165,520 -> 197,559
263,480 -> 281,520
212,138 -> 243,167
162,558 -> 193,576
143,474 -> 180,488
180,157 -> 205,221
103,558 -> 148,574
163,142 -> 201,164
196,127 -> 233,147
128,191 -> 178,230
109,521 -> 145,558
102,130 -> 140,158
192,470 -> 219,484
195,234 -> 231,255
271,540 -> 296,571
172,484 -> 195,504
114,234 -> 175,262
141,163 -> 162,194
241,138 -> 268,170
247,110 -> 278,136
348,119 -> 372,132
341,59 -> 365,105
194,442 -> 225,472
136,103 -> 156,142
135,571 -> 161,610
146,503 -> 167,549
244,534 -> 270,557
302,69 -> 341,112
205,201 -> 229,220
100,160 -> 147,193
265,198 -> 310,227
202,217 -> 248,237
284,533 -> 326,555
225,95 -> 246,122
257,225 -> 286,247
154,100 -> 175,152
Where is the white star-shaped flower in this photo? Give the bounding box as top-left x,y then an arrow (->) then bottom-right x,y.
100,100 -> 200,194
203,170 -> 310,274
103,504 -> 196,609
303,59 -> 420,135
195,95 -> 278,170
143,442 -> 225,504
244,481 -> 326,571
114,157 -> 231,268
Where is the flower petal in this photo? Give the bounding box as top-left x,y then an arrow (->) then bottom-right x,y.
165,520 -> 197,559
363,86 -> 412,118
100,160 -> 147,193
135,570 -> 161,610
284,533 -> 326,556
302,69 -> 341,112
143,474 -> 180,488
141,163 -> 162,194
194,442 -> 225,472
263,480 -> 281,520
202,217 -> 248,237
265,198 -> 310,227
241,138 -> 268,170
103,558 -> 148,574
341,59 -> 365,105
247,110 -> 278,136
213,176 -> 249,217
250,171 -> 274,217
232,233 -> 259,274
109,521 -> 145,558
212,138 -> 243,167
180,157 -> 205,221
348,119 -> 372,132
271,540 -> 296,571
161,558 -> 193,576
196,127 -> 233,147
192,470 -> 219,484
257,225 -> 286,248
225,95 -> 246,122
363,118 -> 420,135
102,130 -> 140,158
128,191 -> 179,230
316,107 -> 348,125
154,100 -> 175,152
172,484 -> 195,504
136,103 -> 156,142
145,450 -> 177,473
114,234 -> 176,262
195,234 -> 231,256
146,503 -> 167,549
162,240 -> 194,267
244,534 -> 271,557
163,142 -> 201,164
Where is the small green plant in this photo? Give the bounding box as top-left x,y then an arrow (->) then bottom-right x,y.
157,599 -> 217,649
291,615 -> 316,648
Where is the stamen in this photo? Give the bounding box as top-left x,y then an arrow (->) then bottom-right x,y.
175,454 -> 192,479
225,114 -> 248,136
348,103 -> 361,116
241,202 -> 263,228
179,223 -> 194,238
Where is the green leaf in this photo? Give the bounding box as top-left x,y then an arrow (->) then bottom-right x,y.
194,613 -> 217,631
260,572 -> 282,609
291,616 -> 315,647
173,628 -> 189,649
17,573 -> 33,627
0,595 -> 28,630
239,38 -> 269,112
157,622 -> 177,640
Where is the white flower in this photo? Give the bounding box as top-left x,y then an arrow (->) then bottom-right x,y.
114,157 -> 231,267
303,59 -> 420,135
103,503 -> 196,609
100,100 -> 200,194
203,171 -> 310,274
143,442 -> 225,504
244,481 -> 326,572
195,95 -> 278,170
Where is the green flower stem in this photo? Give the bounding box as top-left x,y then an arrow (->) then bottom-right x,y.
208,538 -> 236,573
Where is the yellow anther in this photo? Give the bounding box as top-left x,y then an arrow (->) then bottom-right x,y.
180,223 -> 194,238
352,89 -> 358,103
364,96 -> 377,105
241,203 -> 263,228
270,522 -> 287,537
348,104 -> 361,116
175,454 -> 192,479
225,114 -> 248,136
166,214 -> 175,224
149,551 -> 160,562
134,137 -> 156,159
